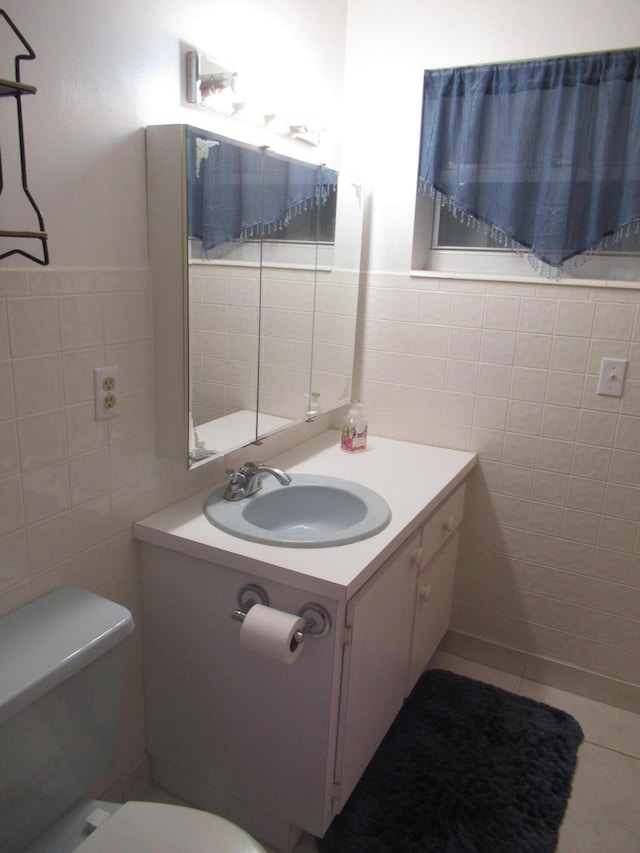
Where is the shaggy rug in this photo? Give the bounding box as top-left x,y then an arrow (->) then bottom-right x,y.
319,669 -> 584,853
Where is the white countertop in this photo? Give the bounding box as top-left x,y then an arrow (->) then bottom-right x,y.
134,430 -> 477,600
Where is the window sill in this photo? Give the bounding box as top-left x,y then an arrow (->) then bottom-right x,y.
410,268 -> 640,290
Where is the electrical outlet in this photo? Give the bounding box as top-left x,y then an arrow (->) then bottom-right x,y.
597,358 -> 628,397
94,366 -> 121,420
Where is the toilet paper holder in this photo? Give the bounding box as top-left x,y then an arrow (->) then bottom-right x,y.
231,584 -> 332,641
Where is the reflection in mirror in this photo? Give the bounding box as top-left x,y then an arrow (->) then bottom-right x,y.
186,49 -> 324,147
185,127 -> 339,467
145,123 -> 362,472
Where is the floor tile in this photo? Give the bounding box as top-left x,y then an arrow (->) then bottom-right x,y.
427,649 -> 523,692
519,678 -> 640,758
558,742 -> 640,853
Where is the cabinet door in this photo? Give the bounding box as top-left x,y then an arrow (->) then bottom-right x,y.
408,531 -> 459,692
333,530 -> 420,812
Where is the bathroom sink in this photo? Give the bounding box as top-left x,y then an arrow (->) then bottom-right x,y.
203,474 -> 392,547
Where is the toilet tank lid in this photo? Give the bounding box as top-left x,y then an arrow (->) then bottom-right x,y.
0,586 -> 134,726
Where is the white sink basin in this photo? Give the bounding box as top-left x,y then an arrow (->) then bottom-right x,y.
203,474 -> 392,547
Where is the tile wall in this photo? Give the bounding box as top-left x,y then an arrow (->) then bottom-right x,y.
190,263 -> 359,426
357,273 -> 640,687
0,265 -> 226,796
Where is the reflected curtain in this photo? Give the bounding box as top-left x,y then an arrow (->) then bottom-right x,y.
418,49 -> 640,270
187,129 -> 338,252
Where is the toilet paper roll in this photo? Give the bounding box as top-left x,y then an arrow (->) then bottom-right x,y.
239,604 -> 306,664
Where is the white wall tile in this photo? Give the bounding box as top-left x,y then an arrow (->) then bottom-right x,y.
514,333 -> 552,368
480,329 -> 516,364
69,449 -> 110,505
367,318 -> 418,354
572,443 -> 611,480
616,415 -> 640,452
71,495 -> 112,552
555,300 -> 595,336
7,297 -> 60,357
541,404 -> 580,440
26,512 -> 73,574
12,355 -> 63,416
59,295 -> 104,351
447,326 -> 481,360
366,287 -> 419,321
518,297 -> 556,333
503,433 -> 539,467
506,400 -> 544,434
592,547 -> 631,584
102,292 -> 152,344
484,295 -> 520,330
22,462 -> 71,524
593,303 -> 635,340
0,476 -> 25,537
418,291 -> 452,324
546,371 -> 584,407
550,336 -> 590,372
62,348 -> 104,405
510,367 -> 547,402
452,292 -> 485,327
566,477 -> 606,513
0,420 -> 19,478
536,437 -> 574,473
17,410 -> 67,471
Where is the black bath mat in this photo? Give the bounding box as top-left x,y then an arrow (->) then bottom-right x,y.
319,669 -> 584,853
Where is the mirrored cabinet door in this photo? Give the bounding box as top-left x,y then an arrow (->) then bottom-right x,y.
146,123 -> 359,470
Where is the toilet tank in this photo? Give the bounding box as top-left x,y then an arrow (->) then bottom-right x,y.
0,587 -> 134,853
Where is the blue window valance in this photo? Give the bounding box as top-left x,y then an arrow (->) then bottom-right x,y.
418,49 -> 640,271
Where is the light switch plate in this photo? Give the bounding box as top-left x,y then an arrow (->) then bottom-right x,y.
597,358 -> 628,397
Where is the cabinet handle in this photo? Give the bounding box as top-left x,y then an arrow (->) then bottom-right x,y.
412,546 -> 426,571
418,584 -> 432,602
442,515 -> 455,535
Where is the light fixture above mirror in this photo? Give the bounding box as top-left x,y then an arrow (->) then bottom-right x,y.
186,50 -> 323,146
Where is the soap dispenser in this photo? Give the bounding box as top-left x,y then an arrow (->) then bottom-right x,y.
341,400 -> 368,452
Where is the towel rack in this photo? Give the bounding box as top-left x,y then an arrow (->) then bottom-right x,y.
0,9 -> 49,265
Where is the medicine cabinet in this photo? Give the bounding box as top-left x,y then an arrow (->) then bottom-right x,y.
146,124 -> 363,468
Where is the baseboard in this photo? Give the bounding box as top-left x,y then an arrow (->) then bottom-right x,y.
439,630 -> 640,716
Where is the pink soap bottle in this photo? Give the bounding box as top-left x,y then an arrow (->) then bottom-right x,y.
341,400 -> 368,452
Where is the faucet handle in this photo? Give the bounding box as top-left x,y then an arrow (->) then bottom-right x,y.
224,467 -> 248,500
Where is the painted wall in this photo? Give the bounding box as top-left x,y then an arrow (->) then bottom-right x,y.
343,0 -> 640,685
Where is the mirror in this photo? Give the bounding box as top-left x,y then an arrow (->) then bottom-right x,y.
146,124 -> 363,470
186,49 -> 323,147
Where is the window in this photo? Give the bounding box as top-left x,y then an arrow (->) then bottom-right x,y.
413,191 -> 640,282
413,49 -> 640,283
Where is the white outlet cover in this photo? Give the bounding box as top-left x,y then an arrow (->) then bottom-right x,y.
94,365 -> 121,420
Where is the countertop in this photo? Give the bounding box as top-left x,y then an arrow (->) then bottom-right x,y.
134,430 -> 477,600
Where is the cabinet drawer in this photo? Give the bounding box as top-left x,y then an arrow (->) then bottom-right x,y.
416,482 -> 466,570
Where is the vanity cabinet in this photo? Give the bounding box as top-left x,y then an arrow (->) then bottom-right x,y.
135,431 -> 476,852
139,480 -> 466,851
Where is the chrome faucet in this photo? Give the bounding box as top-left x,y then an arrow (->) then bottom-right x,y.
223,461 -> 292,501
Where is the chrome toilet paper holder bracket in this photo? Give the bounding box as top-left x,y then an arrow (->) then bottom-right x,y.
231,584 -> 332,642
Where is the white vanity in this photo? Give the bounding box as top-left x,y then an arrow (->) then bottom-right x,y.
134,430 -> 476,852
